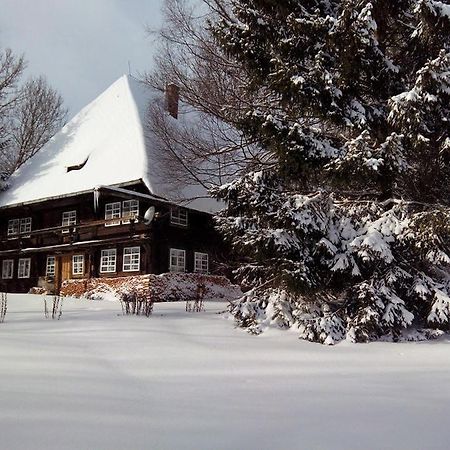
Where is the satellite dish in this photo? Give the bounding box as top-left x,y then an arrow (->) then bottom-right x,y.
144,206 -> 156,225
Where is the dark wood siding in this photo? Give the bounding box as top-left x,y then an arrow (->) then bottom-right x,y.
0,181 -> 224,293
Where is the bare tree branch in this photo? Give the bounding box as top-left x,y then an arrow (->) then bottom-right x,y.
0,44 -> 67,180
6,76 -> 67,171
142,0 -> 275,201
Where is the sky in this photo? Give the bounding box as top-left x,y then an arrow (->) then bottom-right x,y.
0,0 -> 163,117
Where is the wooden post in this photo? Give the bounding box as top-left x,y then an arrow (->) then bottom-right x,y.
87,251 -> 93,279
55,255 -> 62,295
143,242 -> 152,274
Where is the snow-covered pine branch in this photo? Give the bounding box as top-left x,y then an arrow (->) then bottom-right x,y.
208,0 -> 450,343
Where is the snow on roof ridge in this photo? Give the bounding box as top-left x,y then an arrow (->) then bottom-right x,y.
0,74 -> 221,214
0,74 -> 154,209
120,75 -> 155,195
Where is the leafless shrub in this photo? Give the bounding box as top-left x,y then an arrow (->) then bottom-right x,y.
120,291 -> 154,317
44,295 -> 63,320
186,282 -> 206,312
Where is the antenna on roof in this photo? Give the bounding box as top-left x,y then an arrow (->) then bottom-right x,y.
128,60 -> 132,76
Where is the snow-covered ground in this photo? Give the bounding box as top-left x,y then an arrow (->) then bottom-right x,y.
1,294 -> 450,450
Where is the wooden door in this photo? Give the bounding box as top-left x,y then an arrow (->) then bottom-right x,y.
61,255 -> 72,281
55,255 -> 72,294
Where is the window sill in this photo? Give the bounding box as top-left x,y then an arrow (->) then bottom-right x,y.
169,223 -> 188,228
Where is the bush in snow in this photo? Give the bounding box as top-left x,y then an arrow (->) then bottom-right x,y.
44,295 -> 63,320
120,291 -> 154,317
207,0 -> 450,343
185,283 -> 206,312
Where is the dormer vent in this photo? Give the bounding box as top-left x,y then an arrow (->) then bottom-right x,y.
67,156 -> 89,173
165,83 -> 180,119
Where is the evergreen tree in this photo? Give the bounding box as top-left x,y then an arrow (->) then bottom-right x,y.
209,0 -> 450,342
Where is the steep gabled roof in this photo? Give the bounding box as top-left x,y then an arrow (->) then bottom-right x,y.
0,75 -> 220,213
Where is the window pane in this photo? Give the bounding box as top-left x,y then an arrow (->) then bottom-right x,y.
7,219 -> 19,236
2,260 -> 14,279
72,255 -> 84,275
100,249 -> 117,273
62,211 -> 77,227
194,252 -> 209,274
18,258 -> 31,278
170,208 -> 188,226
105,202 -> 121,226
123,247 -> 140,271
122,200 -> 139,224
46,256 -> 56,276
169,248 -> 185,272
19,218 -> 32,234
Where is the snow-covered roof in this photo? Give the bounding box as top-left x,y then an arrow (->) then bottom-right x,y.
0,75 -> 221,214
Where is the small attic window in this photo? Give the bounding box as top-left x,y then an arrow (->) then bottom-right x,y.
67,156 -> 89,173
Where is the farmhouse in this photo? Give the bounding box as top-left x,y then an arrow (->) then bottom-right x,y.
0,75 -> 223,294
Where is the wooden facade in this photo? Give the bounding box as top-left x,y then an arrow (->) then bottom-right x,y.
0,181 -> 222,294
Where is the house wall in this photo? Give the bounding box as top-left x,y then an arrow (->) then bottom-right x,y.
0,182 -> 223,294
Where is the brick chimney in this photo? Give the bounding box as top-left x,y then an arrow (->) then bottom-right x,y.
165,83 -> 180,119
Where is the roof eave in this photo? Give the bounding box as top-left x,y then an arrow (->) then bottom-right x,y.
0,179 -> 145,211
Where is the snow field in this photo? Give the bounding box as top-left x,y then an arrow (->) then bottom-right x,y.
0,294 -> 450,450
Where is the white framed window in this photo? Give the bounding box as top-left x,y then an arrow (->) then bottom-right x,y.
46,256 -> 56,276
105,202 -> 121,226
2,260 -> 14,279
18,258 -> 31,279
62,210 -> 77,232
7,219 -> 19,236
100,249 -> 117,273
123,247 -> 140,272
170,207 -> 188,227
194,252 -> 209,274
122,200 -> 139,224
170,248 -> 186,273
19,217 -> 32,234
72,255 -> 84,276
7,217 -> 32,235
